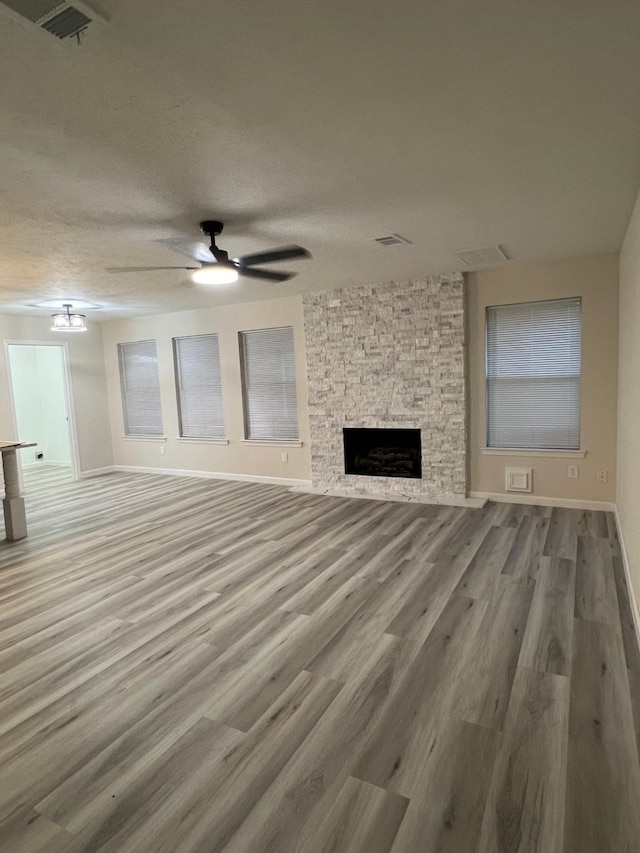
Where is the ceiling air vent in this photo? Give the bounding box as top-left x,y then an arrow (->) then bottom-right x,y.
41,4 -> 89,37
374,234 -> 412,247
0,0 -> 106,40
455,245 -> 510,267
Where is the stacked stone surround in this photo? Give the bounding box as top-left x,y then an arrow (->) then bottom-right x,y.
302,275 -> 467,499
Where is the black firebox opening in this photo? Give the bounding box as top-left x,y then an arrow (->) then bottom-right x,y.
343,428 -> 422,479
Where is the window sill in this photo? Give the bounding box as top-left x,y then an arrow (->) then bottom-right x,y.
481,447 -> 587,459
241,439 -> 303,448
177,437 -> 229,445
122,436 -> 167,443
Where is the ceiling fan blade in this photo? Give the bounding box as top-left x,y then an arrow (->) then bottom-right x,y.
105,266 -> 200,273
236,265 -> 295,282
157,237 -> 213,263
234,245 -> 310,267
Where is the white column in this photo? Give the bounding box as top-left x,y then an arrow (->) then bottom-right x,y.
2,448 -> 27,540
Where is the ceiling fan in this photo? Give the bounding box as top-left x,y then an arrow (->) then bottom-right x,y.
106,221 -> 311,285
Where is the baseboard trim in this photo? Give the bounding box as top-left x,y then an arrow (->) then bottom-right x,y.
469,491 -> 616,512
109,465 -> 311,488
614,505 -> 640,653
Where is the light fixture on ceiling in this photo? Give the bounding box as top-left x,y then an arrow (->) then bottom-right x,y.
191,265 -> 239,286
51,303 -> 88,332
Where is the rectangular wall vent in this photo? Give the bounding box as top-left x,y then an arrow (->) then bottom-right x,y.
0,0 -> 105,39
455,245 -> 510,267
374,234 -> 412,247
505,466 -> 532,493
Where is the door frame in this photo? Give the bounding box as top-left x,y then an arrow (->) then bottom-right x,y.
4,340 -> 81,480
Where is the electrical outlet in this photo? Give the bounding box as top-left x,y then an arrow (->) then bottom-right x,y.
160,445 -> 165,456
568,465 -> 578,479
597,469 -> 608,484
281,452 -> 288,463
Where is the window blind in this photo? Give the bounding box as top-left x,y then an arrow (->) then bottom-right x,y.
118,340 -> 164,437
173,334 -> 225,438
486,297 -> 581,450
240,326 -> 299,440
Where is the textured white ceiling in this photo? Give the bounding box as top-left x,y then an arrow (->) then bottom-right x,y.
1,0 -> 640,319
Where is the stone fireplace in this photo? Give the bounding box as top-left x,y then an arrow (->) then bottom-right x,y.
302,275 -> 467,501
343,428 -> 422,479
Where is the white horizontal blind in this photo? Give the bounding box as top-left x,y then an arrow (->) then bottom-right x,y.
173,334 -> 225,438
240,326 -> 299,440
118,340 -> 164,437
486,298 -> 581,449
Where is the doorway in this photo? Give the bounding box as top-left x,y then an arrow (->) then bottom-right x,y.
5,342 -> 80,482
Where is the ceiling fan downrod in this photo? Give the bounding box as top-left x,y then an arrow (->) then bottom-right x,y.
200,220 -> 228,263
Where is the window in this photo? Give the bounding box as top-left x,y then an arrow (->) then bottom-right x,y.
118,340 -> 164,436
486,297 -> 581,450
240,326 -> 299,440
173,334 -> 225,439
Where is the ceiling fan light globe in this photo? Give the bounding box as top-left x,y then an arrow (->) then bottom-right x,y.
191,266 -> 238,286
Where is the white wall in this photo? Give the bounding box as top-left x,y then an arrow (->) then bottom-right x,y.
100,295 -> 311,483
8,344 -> 71,465
0,315 -> 113,476
468,254 -> 619,504
618,192 -> 640,612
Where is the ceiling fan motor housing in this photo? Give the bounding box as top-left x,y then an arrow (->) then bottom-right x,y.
200,220 -> 223,238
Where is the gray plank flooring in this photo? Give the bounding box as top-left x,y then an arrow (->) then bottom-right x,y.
0,467 -> 639,852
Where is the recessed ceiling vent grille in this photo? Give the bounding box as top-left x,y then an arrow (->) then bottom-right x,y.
41,4 -> 89,36
374,234 -> 412,247
455,245 -> 510,267
0,0 -> 105,39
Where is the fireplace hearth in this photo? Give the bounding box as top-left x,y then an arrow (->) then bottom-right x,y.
343,428 -> 422,479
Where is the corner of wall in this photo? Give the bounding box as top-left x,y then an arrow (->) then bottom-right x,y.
617,186 -> 640,642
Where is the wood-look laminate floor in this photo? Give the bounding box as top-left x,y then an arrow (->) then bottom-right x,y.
1,466 -> 640,853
